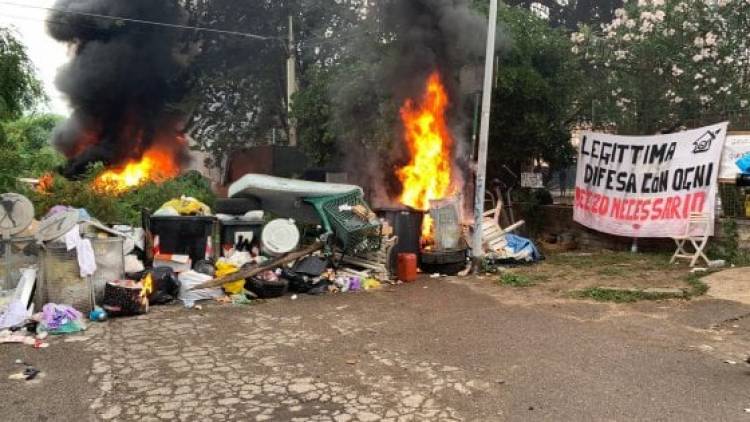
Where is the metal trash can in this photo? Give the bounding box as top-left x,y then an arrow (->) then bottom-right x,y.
0,236 -> 39,292
41,237 -> 124,312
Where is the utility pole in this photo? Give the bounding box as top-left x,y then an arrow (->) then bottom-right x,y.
472,0 -> 499,265
287,14 -> 298,147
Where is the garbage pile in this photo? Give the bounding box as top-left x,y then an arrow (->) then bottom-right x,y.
0,180 -> 401,346
0,174 -> 542,351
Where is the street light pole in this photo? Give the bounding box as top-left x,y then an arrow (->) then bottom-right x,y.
472,0 -> 499,264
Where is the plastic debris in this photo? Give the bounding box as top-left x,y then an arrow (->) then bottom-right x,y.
8,365 -> 40,381
215,261 -> 243,295
156,196 -> 212,216
349,278 -> 362,292
89,307 -> 108,322
230,294 -> 254,305
709,260 -> 726,268
178,271 -> 224,307
363,278 -> 381,290
37,304 -> 86,335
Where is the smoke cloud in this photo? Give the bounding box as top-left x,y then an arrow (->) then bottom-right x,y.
330,0 -> 507,206
382,0 -> 492,104
47,0 -> 190,177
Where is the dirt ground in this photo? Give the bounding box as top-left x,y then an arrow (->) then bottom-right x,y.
495,251 -> 699,296
704,268 -> 750,304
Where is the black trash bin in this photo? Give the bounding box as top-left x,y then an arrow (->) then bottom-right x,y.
148,216 -> 217,263
219,219 -> 265,254
376,207 -> 424,273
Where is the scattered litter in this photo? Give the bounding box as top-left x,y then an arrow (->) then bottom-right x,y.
89,307 -> 108,322
690,267 -> 708,273
724,359 -> 737,365
178,271 -> 224,308
708,260 -> 726,268
363,278 -> 381,290
430,273 -> 441,279
230,294 -> 254,306
37,304 -> 86,335
153,254 -> 192,273
8,360 -> 40,381
22,367 -> 40,380
155,196 -> 211,216
291,294 -> 298,301
101,280 -> 148,317
0,333 -> 48,348
346,359 -> 357,365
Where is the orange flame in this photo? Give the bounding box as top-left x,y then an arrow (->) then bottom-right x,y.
37,173 -> 54,194
93,146 -> 180,194
139,273 -> 153,309
397,72 -> 454,239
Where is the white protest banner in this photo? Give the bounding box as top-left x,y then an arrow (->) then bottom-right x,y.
719,134 -> 750,180
574,123 -> 728,238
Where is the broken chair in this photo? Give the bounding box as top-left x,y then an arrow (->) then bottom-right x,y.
481,198 -> 525,258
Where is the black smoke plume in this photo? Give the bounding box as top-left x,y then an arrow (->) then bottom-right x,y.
330,0 -> 506,205
381,0 -> 492,104
47,0 -> 190,177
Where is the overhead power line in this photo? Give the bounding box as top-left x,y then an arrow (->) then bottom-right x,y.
0,1 -> 279,41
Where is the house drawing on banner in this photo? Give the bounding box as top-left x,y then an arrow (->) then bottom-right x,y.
693,128 -> 722,154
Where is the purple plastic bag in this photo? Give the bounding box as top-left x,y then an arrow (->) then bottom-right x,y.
41,304 -> 83,331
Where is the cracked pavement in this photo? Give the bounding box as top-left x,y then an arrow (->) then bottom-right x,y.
4,275 -> 750,421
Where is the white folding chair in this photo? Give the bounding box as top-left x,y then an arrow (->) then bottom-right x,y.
670,212 -> 711,267
482,197 -> 525,257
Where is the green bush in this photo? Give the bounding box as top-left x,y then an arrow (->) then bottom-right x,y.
26,167 -> 216,226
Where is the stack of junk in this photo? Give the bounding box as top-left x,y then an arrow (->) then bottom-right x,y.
1,174 -> 542,342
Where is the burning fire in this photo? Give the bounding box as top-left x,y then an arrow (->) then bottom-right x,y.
139,273 -> 153,310
37,173 -> 54,194
93,146 -> 180,194
397,71 -> 454,239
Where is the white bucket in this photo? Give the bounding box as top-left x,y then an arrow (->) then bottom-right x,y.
261,219 -> 300,257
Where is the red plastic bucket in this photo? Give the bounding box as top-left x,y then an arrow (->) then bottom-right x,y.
397,253 -> 418,283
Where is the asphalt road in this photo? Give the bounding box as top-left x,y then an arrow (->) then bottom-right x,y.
3,275 -> 750,421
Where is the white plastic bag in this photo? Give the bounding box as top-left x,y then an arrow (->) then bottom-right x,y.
178,271 -> 224,307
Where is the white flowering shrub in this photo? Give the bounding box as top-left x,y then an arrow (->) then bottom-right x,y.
572,0 -> 750,133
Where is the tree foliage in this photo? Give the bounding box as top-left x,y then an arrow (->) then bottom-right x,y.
27,168 -> 215,225
573,0 -> 750,133
0,114 -> 64,192
487,5 -> 580,178
0,27 -> 44,122
0,27 -> 49,192
181,0 -> 366,164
